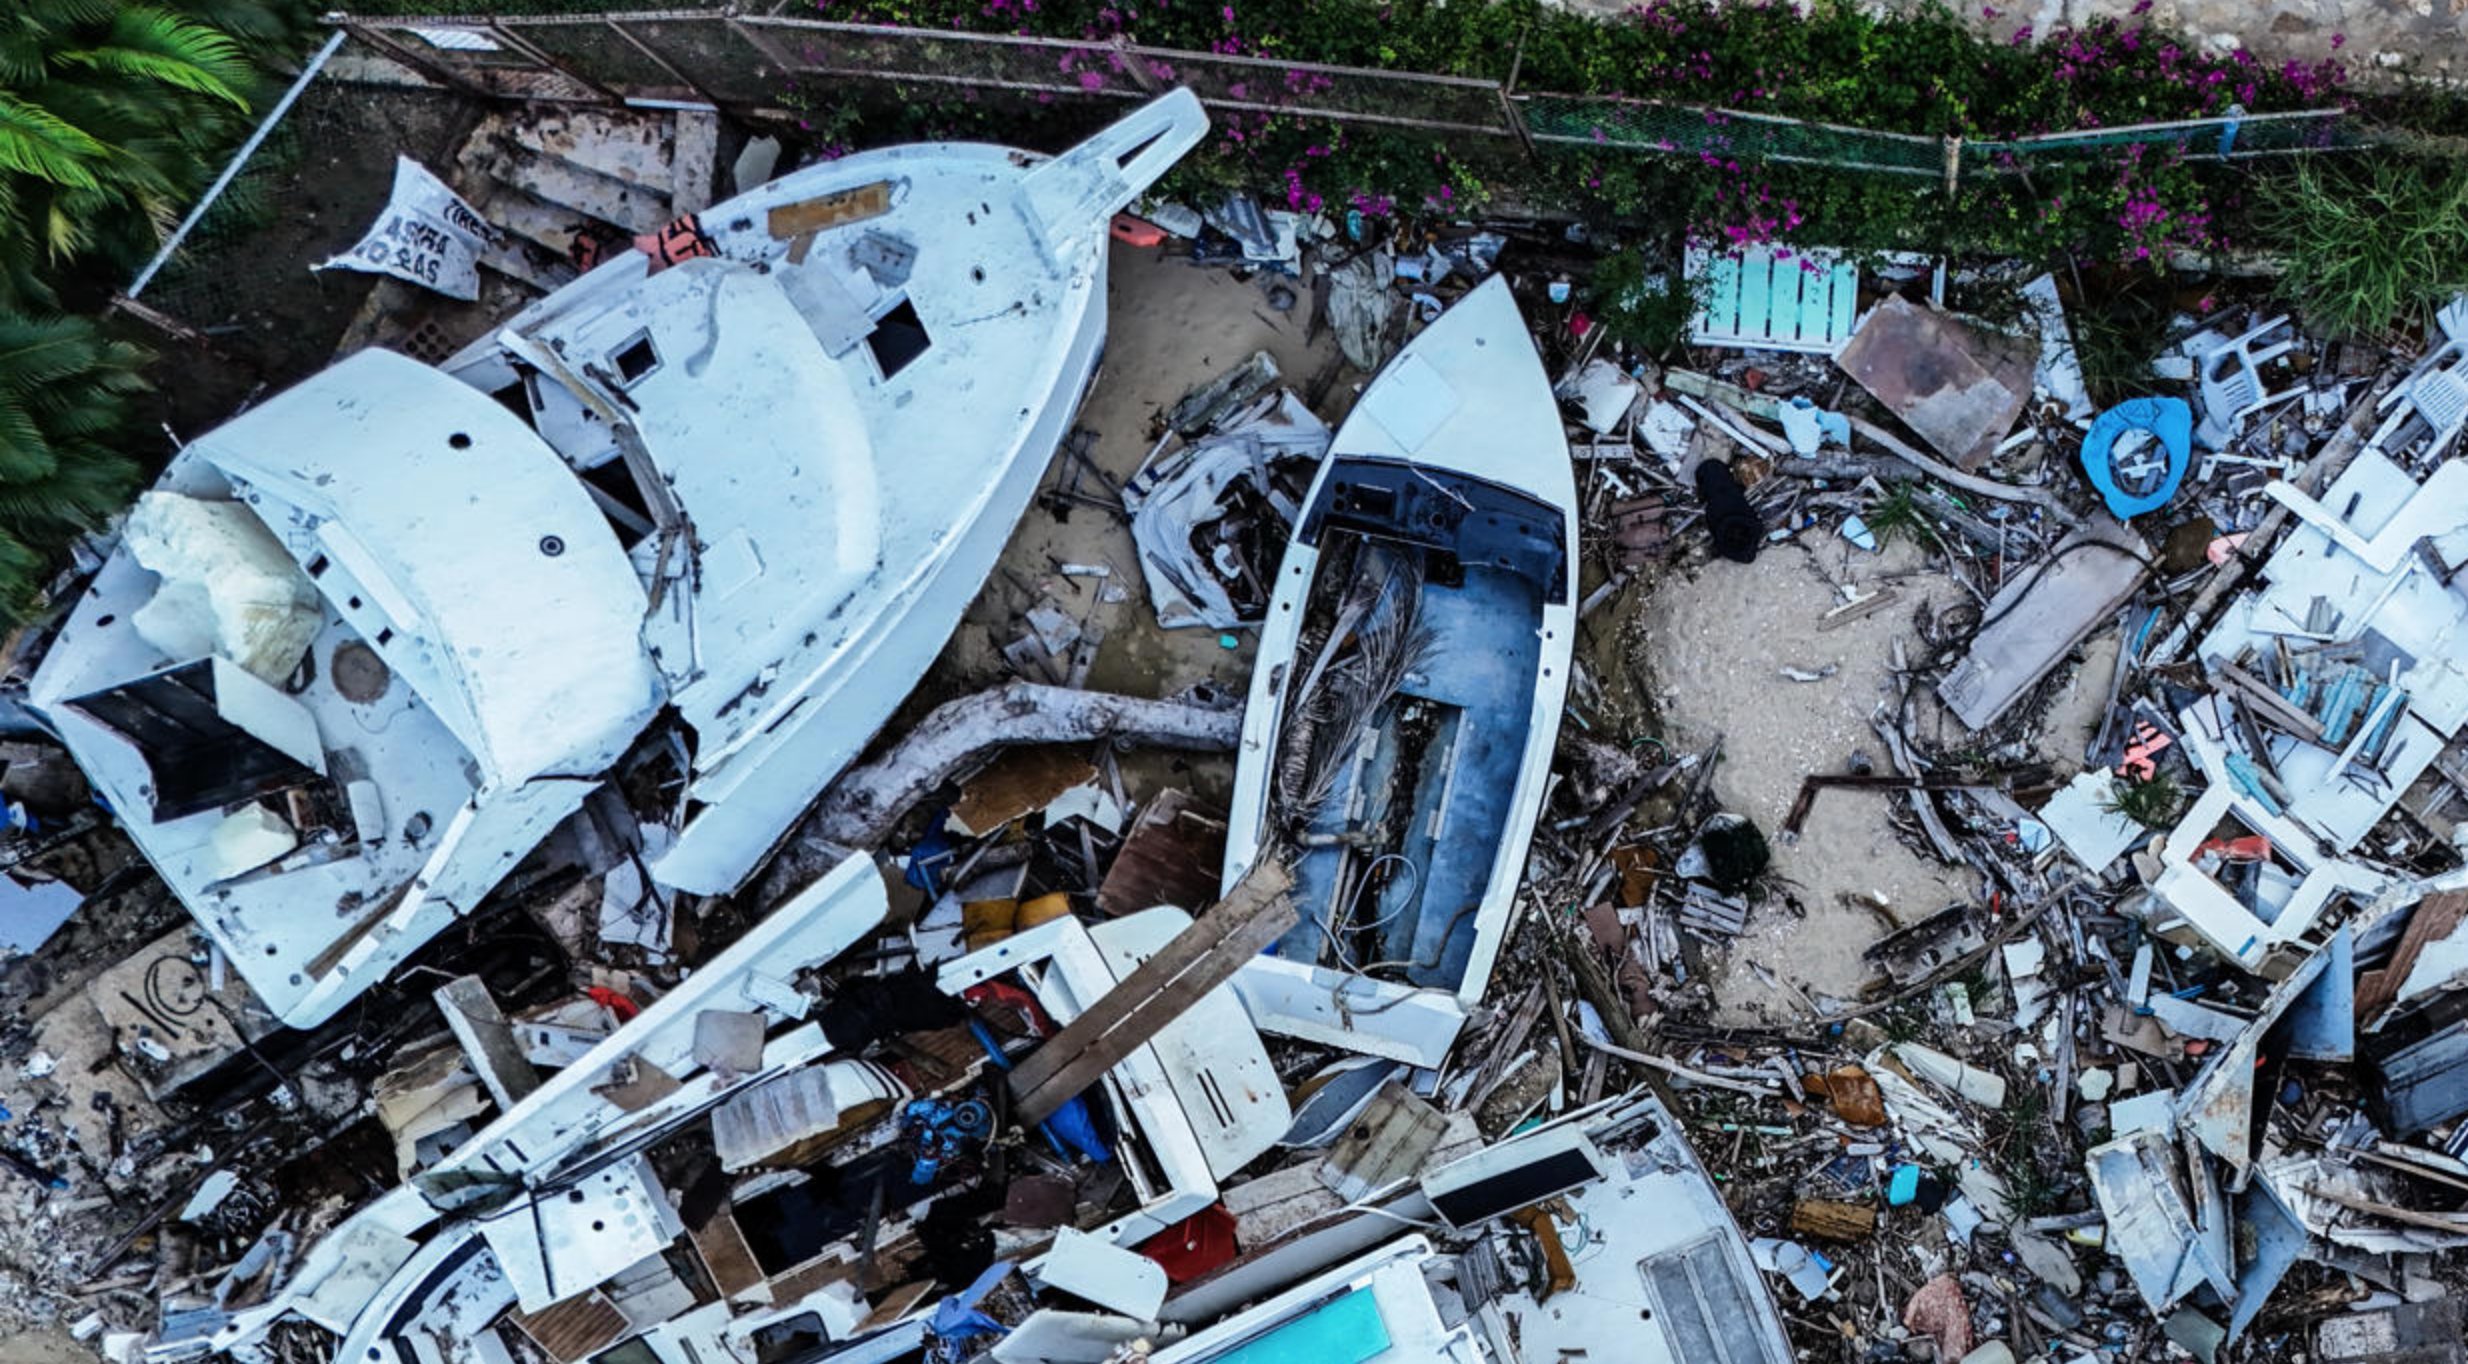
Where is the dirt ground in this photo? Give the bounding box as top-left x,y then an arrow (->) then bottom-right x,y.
0,1330 -> 100,1364
1625,530 -> 1976,1022
926,241 -> 1352,809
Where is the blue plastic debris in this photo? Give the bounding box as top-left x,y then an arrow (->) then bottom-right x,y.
1888,1164 -> 1922,1206
2080,397 -> 2193,519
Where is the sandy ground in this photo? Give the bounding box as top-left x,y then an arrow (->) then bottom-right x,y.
0,1331 -> 97,1364
926,241 -> 1350,807
1628,529 -> 1978,1023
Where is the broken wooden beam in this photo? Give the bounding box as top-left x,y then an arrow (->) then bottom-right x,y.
1007,859 -> 1296,1126
2212,660 -> 2327,743
1783,773 -> 2007,836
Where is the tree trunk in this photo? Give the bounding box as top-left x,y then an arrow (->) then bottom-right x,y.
805,683 -> 1242,853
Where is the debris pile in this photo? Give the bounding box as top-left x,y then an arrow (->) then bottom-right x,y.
5,78 -> 2468,1364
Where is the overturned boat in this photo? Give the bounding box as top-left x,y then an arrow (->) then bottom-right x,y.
29,91 -> 1209,1027
1220,275 -> 1577,1067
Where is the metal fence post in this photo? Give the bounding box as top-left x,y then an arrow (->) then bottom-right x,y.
1113,35 -> 1163,92
128,27 -> 350,299
1942,134 -> 1963,194
1500,25 -> 1536,160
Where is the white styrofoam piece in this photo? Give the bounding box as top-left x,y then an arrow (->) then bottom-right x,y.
121,491 -> 323,685
2038,770 -> 2146,873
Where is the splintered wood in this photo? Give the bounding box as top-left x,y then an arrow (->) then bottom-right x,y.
767,182 -> 894,239
1006,859 -> 1296,1125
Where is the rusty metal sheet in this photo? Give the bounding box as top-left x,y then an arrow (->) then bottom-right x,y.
1834,294 -> 2035,470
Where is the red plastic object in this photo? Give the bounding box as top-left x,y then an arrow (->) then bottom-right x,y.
1139,1204 -> 1238,1283
585,986 -> 641,1022
963,979 -> 1056,1037
2195,834 -> 2272,863
1110,213 -> 1168,248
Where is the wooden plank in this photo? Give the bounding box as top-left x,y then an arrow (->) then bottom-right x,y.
1094,789 -> 1228,918
507,1291 -> 627,1364
948,746 -> 1099,837
1791,1198 -> 1879,1241
1316,1079 -> 1449,1203
1816,588 -> 1902,633
767,181 -> 894,239
1008,859 -> 1296,1125
688,1207 -> 766,1300
1737,255 -> 1772,345
1937,522 -> 2149,730
2212,660 -> 2327,742
2358,890 -> 2468,1024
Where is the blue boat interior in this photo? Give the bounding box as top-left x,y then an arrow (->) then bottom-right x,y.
1268,457 -> 1564,992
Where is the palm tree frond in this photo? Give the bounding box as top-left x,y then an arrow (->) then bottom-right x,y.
58,9 -> 253,110
0,93 -> 107,189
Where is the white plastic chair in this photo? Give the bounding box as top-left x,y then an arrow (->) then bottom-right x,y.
2365,317 -> 2468,464
2195,314 -> 2296,450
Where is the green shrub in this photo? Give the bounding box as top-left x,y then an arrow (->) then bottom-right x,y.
2259,154 -> 2468,340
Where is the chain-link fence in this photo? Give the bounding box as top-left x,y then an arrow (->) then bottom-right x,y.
123,45 -> 477,382
1519,94 -> 1946,177
120,11 -> 2361,365
328,12 -> 2351,180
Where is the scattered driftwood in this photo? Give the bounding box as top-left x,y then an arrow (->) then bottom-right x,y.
804,683 -> 1241,853
1663,369 -> 2083,529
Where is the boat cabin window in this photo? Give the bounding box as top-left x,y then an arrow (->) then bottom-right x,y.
750,1315 -> 827,1364
63,660 -> 322,822
610,332 -> 661,387
865,299 -> 931,379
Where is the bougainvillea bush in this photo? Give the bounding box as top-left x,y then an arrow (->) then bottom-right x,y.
773,0 -> 2455,316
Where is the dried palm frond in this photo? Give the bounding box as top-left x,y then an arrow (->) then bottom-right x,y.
1275,544 -> 1431,827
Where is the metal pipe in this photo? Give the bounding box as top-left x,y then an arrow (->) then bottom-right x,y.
128,28 -> 350,300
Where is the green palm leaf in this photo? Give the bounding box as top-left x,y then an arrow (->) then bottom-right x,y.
0,313 -> 103,386
0,93 -> 106,189
57,9 -> 252,110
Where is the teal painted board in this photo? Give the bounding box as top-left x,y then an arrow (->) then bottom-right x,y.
1736,256 -> 1771,345
1209,1288 -> 1392,1364
1687,245 -> 1859,353
1700,253 -> 1743,337
1826,261 -> 1858,342
1767,258 -> 1805,345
